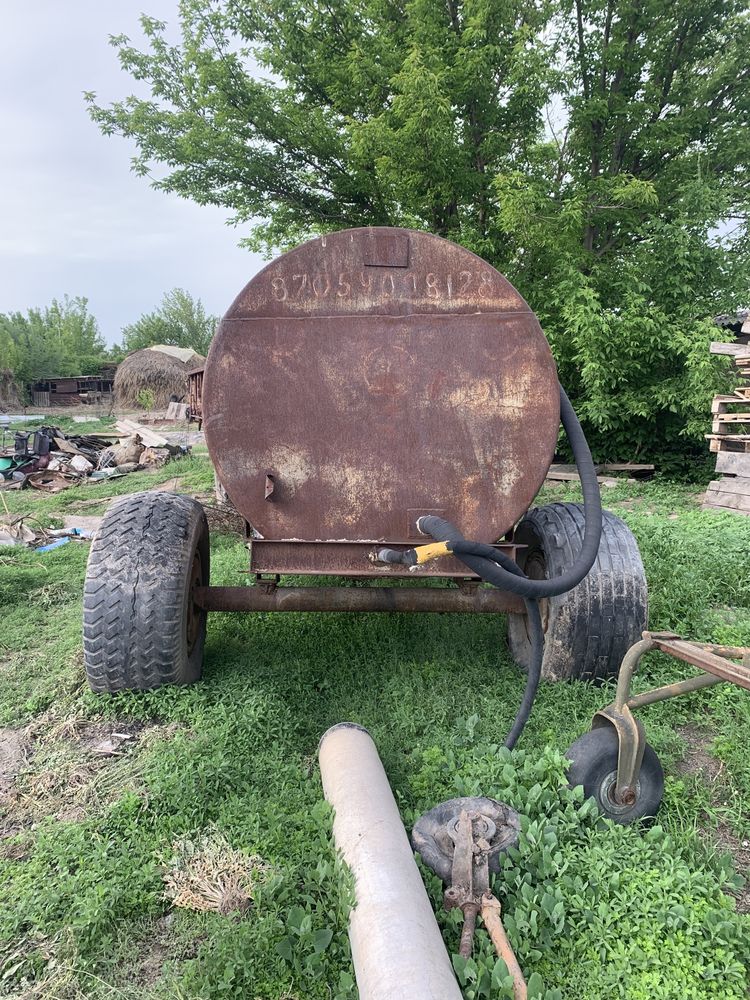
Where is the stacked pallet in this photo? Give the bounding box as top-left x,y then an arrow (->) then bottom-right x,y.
704,348 -> 750,514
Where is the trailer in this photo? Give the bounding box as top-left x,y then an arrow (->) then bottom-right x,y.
82,228 -> 647,745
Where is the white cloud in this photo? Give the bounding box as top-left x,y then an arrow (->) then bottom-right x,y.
0,0 -> 265,342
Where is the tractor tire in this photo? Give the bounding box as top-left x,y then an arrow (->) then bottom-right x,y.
83,491 -> 210,692
507,502 -> 647,681
566,727 -> 664,824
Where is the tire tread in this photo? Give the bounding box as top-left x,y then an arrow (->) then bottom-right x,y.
82,491 -> 209,692
507,502 -> 648,681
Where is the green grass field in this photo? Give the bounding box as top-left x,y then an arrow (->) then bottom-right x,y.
2,458 -> 749,999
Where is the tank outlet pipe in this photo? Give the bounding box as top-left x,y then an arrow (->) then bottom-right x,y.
319,723 -> 463,1000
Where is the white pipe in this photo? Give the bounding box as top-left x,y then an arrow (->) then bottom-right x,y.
319,723 -> 462,1000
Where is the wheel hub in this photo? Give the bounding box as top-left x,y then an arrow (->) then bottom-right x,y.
600,770 -> 640,814
412,796 -> 520,883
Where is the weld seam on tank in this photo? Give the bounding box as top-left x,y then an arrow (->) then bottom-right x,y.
319,723 -> 462,1000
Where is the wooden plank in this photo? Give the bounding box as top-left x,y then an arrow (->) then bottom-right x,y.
115,419 -> 169,448
547,462 -> 653,475
601,463 -> 654,473
713,412 -> 750,422
545,468 -> 622,485
165,401 -> 189,420
702,502 -> 750,516
715,452 -> 750,476
704,483 -> 750,506
53,436 -> 84,456
703,490 -> 750,513
545,470 -> 580,481
734,387 -> 750,400
710,342 -> 746,356
706,477 -> 750,497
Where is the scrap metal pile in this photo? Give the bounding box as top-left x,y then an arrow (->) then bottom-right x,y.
0,421 -> 185,494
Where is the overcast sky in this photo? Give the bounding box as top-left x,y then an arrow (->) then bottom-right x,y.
0,1 -> 265,345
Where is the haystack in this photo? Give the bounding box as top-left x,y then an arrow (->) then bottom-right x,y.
114,345 -> 206,410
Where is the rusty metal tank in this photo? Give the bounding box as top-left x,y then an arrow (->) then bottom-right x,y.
203,227 -> 559,576
82,227 -> 650,697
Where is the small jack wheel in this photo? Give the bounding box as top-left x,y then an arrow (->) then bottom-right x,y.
565,727 -> 664,825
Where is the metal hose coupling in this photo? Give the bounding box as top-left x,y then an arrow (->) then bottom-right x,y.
374,540 -> 453,569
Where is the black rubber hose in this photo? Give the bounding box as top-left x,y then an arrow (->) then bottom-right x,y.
415,385 -> 601,748
418,385 -> 602,599
397,506 -> 544,748
507,597 -> 543,750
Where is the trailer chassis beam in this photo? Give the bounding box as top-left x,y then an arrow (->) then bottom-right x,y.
194,584 -> 525,615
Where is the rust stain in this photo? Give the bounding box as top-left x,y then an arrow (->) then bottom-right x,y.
203,227 -> 560,562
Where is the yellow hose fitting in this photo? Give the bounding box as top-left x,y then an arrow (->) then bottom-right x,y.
414,540 -> 452,565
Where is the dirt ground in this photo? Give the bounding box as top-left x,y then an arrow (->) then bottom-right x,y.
676,723 -> 750,913
0,727 -> 28,798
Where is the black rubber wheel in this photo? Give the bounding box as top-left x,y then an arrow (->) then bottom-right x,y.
83,492 -> 210,692
507,502 -> 647,681
566,727 -> 664,824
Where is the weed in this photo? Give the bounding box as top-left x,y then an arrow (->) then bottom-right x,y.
136,390 -> 155,412
0,475 -> 748,997
163,829 -> 271,915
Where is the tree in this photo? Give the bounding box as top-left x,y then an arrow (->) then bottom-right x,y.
120,288 -> 217,356
87,0 -> 750,461
0,296 -> 110,388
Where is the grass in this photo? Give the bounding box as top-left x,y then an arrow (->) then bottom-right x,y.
1,463 -> 750,999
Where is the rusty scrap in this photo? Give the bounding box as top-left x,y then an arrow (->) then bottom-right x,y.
412,797 -> 527,998
443,809 -> 527,998
481,893 -> 528,1000
203,227 -> 560,576
592,631 -> 750,805
194,585 -> 525,614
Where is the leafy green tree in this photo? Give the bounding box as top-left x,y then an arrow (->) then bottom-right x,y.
120,288 -> 217,356
0,296 -> 110,389
87,0 -> 750,460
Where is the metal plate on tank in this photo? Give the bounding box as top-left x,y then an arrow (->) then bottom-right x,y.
204,228 -> 559,546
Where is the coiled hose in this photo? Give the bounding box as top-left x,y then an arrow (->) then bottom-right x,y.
379,386 -> 602,749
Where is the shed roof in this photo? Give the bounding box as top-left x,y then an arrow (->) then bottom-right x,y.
147,344 -> 201,364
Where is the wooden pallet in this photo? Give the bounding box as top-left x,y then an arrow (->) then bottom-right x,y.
705,434 -> 750,453
712,416 -> 750,434
734,352 -> 750,380
703,476 -> 750,515
713,393 -> 750,407
704,355 -> 750,499
711,386 -> 750,434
